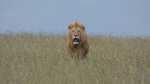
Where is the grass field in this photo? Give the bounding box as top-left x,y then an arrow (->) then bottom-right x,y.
0,33 -> 150,84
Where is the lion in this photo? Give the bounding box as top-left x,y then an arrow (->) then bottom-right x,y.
67,22 -> 89,59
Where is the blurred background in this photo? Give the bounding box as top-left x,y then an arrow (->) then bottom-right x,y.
0,0 -> 150,36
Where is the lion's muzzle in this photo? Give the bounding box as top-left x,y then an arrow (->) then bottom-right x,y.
73,35 -> 80,45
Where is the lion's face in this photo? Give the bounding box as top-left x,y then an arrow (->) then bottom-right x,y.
71,27 -> 82,45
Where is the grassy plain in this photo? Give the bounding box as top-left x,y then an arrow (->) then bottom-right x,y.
0,33 -> 150,84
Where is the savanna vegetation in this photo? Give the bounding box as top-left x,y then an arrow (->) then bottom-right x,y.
0,33 -> 150,84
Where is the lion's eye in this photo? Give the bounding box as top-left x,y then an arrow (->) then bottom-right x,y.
78,30 -> 80,32
72,30 -> 74,32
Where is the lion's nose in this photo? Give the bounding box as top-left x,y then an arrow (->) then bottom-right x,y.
74,34 -> 78,37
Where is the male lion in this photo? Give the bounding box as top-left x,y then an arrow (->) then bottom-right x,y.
67,22 -> 89,59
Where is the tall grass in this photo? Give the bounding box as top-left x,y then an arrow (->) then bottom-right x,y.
0,33 -> 150,84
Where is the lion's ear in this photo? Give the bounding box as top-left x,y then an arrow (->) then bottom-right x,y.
68,24 -> 72,29
81,25 -> 85,31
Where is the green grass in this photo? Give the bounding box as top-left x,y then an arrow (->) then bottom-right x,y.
0,33 -> 150,84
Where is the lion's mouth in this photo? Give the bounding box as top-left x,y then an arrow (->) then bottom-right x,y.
73,38 -> 80,45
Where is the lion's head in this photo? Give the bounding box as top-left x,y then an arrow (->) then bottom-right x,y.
71,27 -> 82,45
68,22 -> 85,45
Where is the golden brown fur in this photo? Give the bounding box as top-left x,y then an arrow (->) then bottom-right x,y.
67,22 -> 89,59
